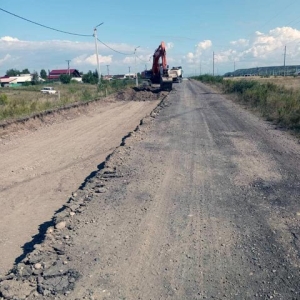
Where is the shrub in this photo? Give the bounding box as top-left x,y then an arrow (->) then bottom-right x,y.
0,94 -> 8,105
81,89 -> 92,101
59,74 -> 72,84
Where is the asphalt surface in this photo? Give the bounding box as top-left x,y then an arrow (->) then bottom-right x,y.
1,79 -> 300,299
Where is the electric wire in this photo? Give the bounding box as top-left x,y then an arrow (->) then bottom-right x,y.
0,7 -> 142,57
96,38 -> 133,55
257,0 -> 297,32
0,7 -> 92,37
137,55 -> 152,63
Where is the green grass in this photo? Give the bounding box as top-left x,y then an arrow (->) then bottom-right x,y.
0,80 -> 134,122
193,75 -> 300,131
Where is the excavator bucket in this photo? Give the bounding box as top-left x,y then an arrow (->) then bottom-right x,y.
160,76 -> 173,91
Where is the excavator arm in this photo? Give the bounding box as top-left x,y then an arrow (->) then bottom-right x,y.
151,41 -> 173,91
152,41 -> 167,75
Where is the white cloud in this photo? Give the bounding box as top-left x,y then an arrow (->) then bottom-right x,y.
73,54 -> 113,66
0,36 -> 144,74
0,54 -> 12,66
196,40 -> 212,51
255,31 -> 263,36
182,40 -> 212,65
236,26 -> 300,62
183,26 -> 300,75
123,56 -> 135,64
186,52 -> 194,63
166,42 -> 174,50
0,36 -> 19,42
230,39 -> 249,47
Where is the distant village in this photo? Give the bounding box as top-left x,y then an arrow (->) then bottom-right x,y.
0,68 -> 139,88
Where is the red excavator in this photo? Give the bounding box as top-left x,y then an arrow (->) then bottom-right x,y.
142,41 -> 173,91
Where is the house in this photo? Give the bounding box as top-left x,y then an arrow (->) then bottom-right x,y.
0,76 -> 15,87
103,75 -> 114,81
48,69 -> 81,80
0,74 -> 44,87
124,73 -> 136,79
113,74 -> 126,80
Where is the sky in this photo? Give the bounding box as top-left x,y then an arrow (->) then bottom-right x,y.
1,0 -> 300,76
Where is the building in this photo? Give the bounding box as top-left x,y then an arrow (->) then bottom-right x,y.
0,74 -> 44,87
113,74 -> 126,80
103,75 -> 114,81
48,69 -> 81,81
124,73 -> 137,79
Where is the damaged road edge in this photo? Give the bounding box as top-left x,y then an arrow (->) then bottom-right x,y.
0,93 -> 170,300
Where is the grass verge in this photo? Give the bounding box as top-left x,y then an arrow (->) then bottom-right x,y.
192,75 -> 300,131
0,80 -> 134,122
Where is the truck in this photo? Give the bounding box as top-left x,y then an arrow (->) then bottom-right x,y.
169,66 -> 183,83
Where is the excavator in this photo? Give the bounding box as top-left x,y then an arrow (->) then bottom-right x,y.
142,41 -> 173,91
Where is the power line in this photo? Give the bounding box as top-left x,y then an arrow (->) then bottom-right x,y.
1,7 -> 153,61
97,38 -> 133,55
137,55 -> 152,63
258,0 -> 297,31
0,7 -> 92,37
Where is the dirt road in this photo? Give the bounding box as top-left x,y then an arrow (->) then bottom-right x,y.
1,81 -> 300,299
0,93 -> 160,277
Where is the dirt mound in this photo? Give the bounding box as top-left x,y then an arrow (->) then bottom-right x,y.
0,88 -> 168,139
114,87 -> 167,102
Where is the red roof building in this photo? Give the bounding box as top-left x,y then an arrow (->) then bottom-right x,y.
48,69 -> 81,80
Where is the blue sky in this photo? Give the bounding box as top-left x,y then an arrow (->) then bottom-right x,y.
1,0 -> 300,76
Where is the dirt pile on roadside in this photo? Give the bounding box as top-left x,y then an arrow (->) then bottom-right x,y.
114,87 -> 168,102
0,88 -> 167,139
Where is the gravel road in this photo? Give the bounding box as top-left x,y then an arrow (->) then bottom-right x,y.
1,80 -> 300,299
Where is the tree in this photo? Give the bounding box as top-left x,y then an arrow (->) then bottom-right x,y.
32,71 -> 39,85
59,74 -> 71,84
93,69 -> 99,80
82,70 -> 99,84
40,69 -> 47,80
21,68 -> 30,74
6,69 -> 20,76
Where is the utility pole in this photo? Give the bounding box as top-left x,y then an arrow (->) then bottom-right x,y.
134,46 -> 140,87
213,52 -> 215,76
106,65 -> 109,76
200,61 -> 202,75
128,66 -> 131,75
284,45 -> 286,77
66,60 -> 71,75
93,22 -> 103,85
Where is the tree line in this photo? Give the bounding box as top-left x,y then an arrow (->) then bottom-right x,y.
4,68 -> 115,85
5,68 -> 48,80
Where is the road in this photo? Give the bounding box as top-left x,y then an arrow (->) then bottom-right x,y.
0,98 -> 160,277
1,80 -> 300,299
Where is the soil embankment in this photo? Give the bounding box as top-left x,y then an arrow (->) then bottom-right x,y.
0,87 -> 165,277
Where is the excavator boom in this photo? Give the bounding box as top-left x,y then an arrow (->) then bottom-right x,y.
150,41 -> 173,91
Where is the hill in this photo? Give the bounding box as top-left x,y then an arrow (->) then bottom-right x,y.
224,65 -> 300,77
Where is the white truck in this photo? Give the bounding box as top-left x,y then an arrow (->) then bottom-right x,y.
40,87 -> 57,94
169,67 -> 183,83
